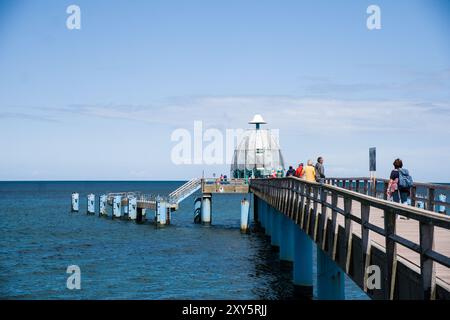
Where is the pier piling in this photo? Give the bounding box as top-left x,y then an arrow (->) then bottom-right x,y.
252,194 -> 258,223
260,198 -> 266,232
270,207 -> 280,249
99,195 -> 107,216
128,196 -> 137,220
87,194 -> 95,214
201,193 -> 212,225
279,215 -> 294,262
266,202 -> 272,238
317,247 -> 345,300
156,200 -> 168,225
293,226 -> 313,297
113,195 -> 122,218
71,192 -> 79,212
240,199 -> 250,233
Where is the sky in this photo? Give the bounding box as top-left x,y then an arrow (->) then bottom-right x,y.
0,0 -> 449,181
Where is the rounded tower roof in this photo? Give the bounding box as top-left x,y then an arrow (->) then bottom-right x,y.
248,114 -> 267,125
231,115 -> 285,177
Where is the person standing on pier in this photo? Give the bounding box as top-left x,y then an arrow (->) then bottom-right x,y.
270,169 -> 277,178
295,163 -> 304,178
302,160 -> 316,182
286,166 -> 296,177
315,157 -> 325,183
387,158 -> 413,205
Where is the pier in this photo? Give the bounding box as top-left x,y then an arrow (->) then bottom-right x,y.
68,114 -> 450,300
70,175 -> 450,299
70,178 -> 250,228
251,176 -> 450,300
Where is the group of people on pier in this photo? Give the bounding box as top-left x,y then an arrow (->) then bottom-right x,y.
279,157 -> 414,206
280,156 -> 326,183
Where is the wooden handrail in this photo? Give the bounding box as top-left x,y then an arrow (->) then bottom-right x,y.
325,177 -> 449,213
327,176 -> 450,190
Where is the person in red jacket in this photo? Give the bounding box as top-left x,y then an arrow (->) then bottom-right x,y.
295,163 -> 304,178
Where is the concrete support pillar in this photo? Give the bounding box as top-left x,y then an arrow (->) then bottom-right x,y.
156,201 -> 167,225
270,207 -> 280,248
260,199 -> 266,230
279,214 -> 294,262
71,192 -> 79,212
317,246 -> 345,300
113,196 -> 122,218
128,197 -> 137,220
266,203 -> 272,238
253,194 -> 259,223
240,198 -> 250,233
201,194 -> 212,225
99,195 -> 107,216
87,194 -> 95,214
293,226 -> 313,297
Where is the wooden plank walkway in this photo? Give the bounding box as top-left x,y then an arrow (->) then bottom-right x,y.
335,198 -> 450,285
251,177 -> 450,299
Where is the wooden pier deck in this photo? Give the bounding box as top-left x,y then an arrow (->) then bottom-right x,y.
251,177 -> 450,300
335,198 -> 450,284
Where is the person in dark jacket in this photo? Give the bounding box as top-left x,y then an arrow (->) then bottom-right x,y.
286,166 -> 296,177
387,158 -> 410,204
315,157 -> 325,183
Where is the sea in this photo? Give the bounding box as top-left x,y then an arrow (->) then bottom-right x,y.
0,181 -> 370,300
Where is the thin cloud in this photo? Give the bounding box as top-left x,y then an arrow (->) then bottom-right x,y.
0,111 -> 58,123
2,96 -> 449,136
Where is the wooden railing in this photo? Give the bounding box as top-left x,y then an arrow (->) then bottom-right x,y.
250,177 -> 450,300
325,177 -> 449,213
201,178 -> 249,194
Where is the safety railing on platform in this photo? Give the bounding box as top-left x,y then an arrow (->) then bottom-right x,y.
250,177 -> 450,300
201,178 -> 249,193
107,192 -> 169,203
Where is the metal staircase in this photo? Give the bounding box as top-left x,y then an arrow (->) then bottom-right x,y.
168,178 -> 202,204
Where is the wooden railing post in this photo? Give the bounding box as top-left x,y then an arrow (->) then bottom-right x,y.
298,184 -> 306,227
320,187 -> 328,250
427,188 -> 435,212
302,185 -> 312,231
363,179 -> 368,195
372,178 -> 377,197
419,221 -> 436,300
361,203 -> 371,292
383,181 -> 389,200
343,197 -> 353,273
286,179 -> 292,215
292,181 -> 299,221
329,192 -> 339,260
384,208 -> 397,300
312,186 -> 320,240
411,185 -> 417,207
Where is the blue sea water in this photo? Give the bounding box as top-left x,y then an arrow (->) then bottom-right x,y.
0,181 -> 369,300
